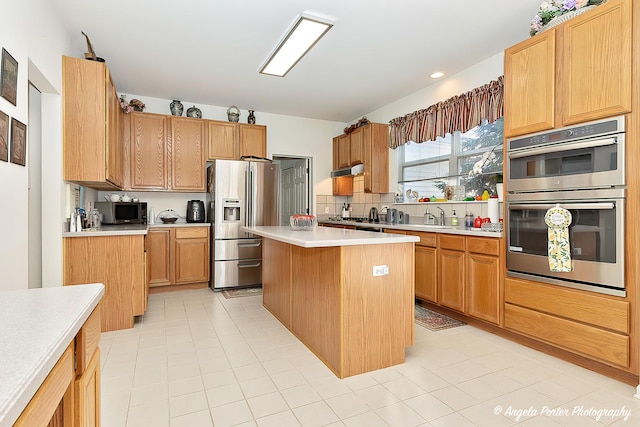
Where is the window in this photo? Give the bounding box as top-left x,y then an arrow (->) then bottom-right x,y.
399,117 -> 503,198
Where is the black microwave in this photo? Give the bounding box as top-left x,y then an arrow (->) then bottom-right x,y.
95,201 -> 147,224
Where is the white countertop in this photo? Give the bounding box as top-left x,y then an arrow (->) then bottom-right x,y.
318,219 -> 503,238
0,284 -> 104,426
242,225 -> 419,248
62,222 -> 209,237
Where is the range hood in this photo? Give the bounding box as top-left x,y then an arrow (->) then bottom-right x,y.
331,163 -> 364,178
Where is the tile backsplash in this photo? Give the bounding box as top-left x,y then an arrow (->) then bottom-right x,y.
317,176 -> 503,224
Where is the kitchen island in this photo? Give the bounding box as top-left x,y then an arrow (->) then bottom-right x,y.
242,225 -> 419,378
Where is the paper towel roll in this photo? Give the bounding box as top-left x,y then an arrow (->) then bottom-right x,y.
488,198 -> 499,223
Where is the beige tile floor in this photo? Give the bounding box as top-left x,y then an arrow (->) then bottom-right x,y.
100,289 -> 640,426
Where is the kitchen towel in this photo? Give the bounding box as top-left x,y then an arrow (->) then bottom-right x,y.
545,205 -> 572,272
487,198 -> 499,223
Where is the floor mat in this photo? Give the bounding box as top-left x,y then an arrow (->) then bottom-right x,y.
414,304 -> 466,331
221,287 -> 263,299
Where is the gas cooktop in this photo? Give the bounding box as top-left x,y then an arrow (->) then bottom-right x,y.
325,216 -> 371,223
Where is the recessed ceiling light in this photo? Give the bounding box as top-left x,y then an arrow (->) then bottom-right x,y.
430,72 -> 444,79
260,13 -> 333,77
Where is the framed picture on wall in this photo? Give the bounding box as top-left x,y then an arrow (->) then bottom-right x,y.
0,109 -> 8,162
10,117 -> 26,166
1,49 -> 18,106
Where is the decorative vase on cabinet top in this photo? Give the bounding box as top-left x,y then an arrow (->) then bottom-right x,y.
186,105 -> 202,118
247,110 -> 256,124
170,100 -> 184,116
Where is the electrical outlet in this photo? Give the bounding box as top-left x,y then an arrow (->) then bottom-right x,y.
324,206 -> 330,213
373,265 -> 389,276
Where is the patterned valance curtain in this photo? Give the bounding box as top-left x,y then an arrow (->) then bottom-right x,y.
389,76 -> 504,149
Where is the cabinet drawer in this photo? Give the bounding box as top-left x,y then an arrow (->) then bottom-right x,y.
505,303 -> 629,368
438,234 -> 465,251
408,231 -> 436,247
215,239 -> 262,260
175,226 -> 209,239
505,277 -> 629,333
75,307 -> 101,375
467,237 -> 500,256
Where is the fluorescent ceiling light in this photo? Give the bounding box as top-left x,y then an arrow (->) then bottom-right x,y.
430,72 -> 444,79
260,13 -> 333,77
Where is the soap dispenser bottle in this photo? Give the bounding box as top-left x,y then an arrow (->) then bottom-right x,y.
451,209 -> 459,226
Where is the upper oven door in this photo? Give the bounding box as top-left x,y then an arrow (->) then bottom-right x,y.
506,189 -> 625,293
506,116 -> 625,193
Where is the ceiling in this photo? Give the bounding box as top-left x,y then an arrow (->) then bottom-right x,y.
51,0 -> 541,123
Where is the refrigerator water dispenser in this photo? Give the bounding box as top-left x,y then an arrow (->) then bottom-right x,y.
222,199 -> 242,222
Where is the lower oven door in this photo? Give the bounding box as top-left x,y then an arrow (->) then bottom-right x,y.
506,189 -> 625,296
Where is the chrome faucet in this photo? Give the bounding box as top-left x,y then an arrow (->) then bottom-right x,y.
437,207 -> 445,226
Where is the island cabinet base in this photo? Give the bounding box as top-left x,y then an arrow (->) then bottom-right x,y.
262,238 -> 414,378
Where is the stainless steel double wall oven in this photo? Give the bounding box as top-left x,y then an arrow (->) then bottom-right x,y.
505,116 -> 626,296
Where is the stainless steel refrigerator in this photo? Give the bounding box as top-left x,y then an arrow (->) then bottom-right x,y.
207,160 -> 280,290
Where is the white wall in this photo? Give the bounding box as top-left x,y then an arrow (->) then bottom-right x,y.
0,0 -> 71,290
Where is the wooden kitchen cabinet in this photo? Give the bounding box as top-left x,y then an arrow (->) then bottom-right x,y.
560,0 -> 632,125
466,237 -> 501,325
207,121 -> 267,160
174,227 -> 210,284
438,246 -> 465,311
239,123 -> 267,158
349,127 -> 364,166
129,113 -> 206,191
504,0 -> 631,137
147,226 -> 210,291
168,117 -> 207,191
361,123 -> 389,194
129,112 -> 168,190
63,55 -> 124,189
74,345 -> 100,426
409,231 -> 438,303
208,120 -> 237,160
147,228 -> 172,287
332,135 -> 353,196
64,235 -> 146,331
504,30 -> 556,137
335,133 -> 350,168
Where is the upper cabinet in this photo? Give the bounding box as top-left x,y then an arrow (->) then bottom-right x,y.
63,56 -> 124,189
361,123 -> 389,194
331,122 -> 389,195
239,124 -> 267,158
207,121 -> 237,160
129,113 -> 206,192
169,117 -> 206,191
207,121 -> 267,161
129,112 -> 168,190
335,134 -> 350,168
504,0 -> 631,137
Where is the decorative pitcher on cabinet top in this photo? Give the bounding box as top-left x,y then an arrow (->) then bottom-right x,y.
227,105 -> 240,122
170,100 -> 184,116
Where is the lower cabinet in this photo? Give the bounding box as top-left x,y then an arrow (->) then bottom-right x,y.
64,235 -> 146,331
438,235 -> 466,312
410,231 -> 502,326
15,307 -> 101,427
147,226 -> 210,290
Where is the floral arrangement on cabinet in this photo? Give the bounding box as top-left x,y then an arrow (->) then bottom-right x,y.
530,0 -> 606,36
119,95 -> 145,113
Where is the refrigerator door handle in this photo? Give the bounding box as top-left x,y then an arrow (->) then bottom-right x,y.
246,167 -> 253,226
